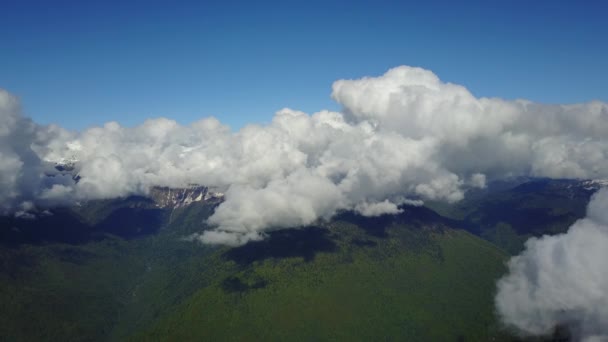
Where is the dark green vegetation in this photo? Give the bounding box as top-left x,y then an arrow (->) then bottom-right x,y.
0,178 -> 594,341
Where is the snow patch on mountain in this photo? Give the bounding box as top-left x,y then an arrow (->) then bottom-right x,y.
580,179 -> 608,191
148,185 -> 224,209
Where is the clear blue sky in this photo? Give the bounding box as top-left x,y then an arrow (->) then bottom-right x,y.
1,0 -> 606,131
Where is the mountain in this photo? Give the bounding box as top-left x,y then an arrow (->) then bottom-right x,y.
52,156 -> 78,172
0,184 -> 222,246
426,177 -> 606,254
2,178 -> 602,341
148,185 -> 224,209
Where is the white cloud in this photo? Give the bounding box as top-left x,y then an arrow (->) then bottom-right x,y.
201,169 -> 347,244
355,200 -> 402,217
469,173 -> 487,189
0,90 -> 74,214
495,189 -> 608,341
1,66 -> 608,244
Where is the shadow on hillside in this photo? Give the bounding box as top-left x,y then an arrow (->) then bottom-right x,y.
0,210 -> 92,247
95,207 -> 166,239
463,178 -> 591,236
224,227 -> 337,265
0,205 -> 167,248
221,275 -> 268,294
335,205 -> 463,238
465,201 -> 578,236
334,211 -> 392,237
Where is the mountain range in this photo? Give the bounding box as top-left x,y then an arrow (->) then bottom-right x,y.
0,177 -> 602,341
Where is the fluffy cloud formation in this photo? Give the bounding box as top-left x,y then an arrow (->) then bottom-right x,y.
495,189 -> 608,341
0,90 -> 75,214
1,66 -> 608,244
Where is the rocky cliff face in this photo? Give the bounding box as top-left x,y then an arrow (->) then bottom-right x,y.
148,185 -> 224,209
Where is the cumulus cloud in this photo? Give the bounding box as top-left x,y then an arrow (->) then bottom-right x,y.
495,188 -> 608,341
1,66 -> 608,244
0,90 -> 75,214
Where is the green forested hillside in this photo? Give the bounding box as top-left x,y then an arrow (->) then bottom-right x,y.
135,221 -> 510,341
1,198 -> 513,341
0,200 -> 219,341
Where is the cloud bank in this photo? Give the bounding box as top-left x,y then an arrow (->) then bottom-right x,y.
495,189 -> 608,341
1,66 -> 608,245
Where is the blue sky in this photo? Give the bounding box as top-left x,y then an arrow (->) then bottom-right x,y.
1,0 -> 606,131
